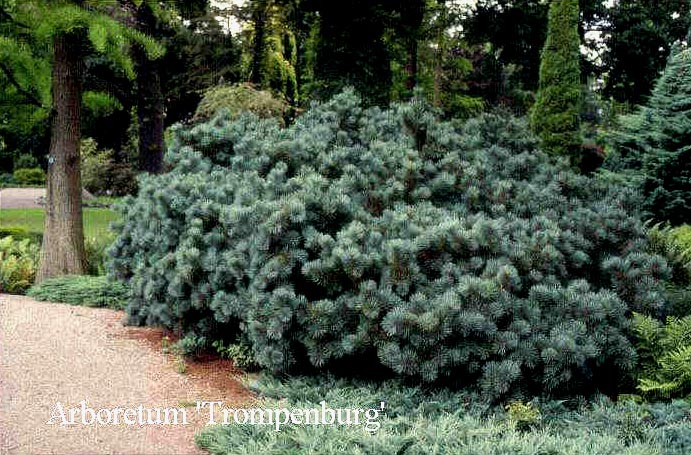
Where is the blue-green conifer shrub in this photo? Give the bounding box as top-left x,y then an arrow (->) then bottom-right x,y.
109,91 -> 668,399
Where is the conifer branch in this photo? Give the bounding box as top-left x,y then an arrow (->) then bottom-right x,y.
0,62 -> 43,108
0,6 -> 29,29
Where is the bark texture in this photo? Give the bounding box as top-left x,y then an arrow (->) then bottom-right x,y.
135,54 -> 164,173
37,32 -> 87,282
402,0 -> 425,93
134,2 -> 164,174
250,0 -> 269,85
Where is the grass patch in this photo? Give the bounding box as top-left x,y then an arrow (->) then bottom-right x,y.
27,275 -> 129,310
84,196 -> 121,209
197,375 -> 691,455
0,208 -> 118,239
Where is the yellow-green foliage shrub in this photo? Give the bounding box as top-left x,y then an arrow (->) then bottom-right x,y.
505,401 -> 541,431
670,225 -> 691,253
13,167 -> 45,186
193,83 -> 288,124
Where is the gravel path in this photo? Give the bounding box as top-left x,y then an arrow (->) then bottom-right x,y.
0,188 -> 94,209
0,295 -> 250,455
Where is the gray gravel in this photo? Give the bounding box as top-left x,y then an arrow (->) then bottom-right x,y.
0,188 -> 94,209
0,295 -> 247,455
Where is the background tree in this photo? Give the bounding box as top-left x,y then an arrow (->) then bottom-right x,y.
607,35 -> 691,225
396,0 -> 427,96
463,0 -> 548,111
602,0 -> 690,107
161,9 -> 242,125
530,0 -> 582,163
129,0 -> 166,174
0,4 -> 51,172
0,0 -> 161,281
385,0 -> 483,118
424,0 -> 483,118
231,0 -> 299,107
303,0 -> 397,106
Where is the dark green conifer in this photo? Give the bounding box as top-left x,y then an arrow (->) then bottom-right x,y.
608,26 -> 691,224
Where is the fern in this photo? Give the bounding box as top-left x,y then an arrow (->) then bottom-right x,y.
634,313 -> 691,399
663,316 -> 691,350
0,236 -> 40,294
646,222 -> 691,285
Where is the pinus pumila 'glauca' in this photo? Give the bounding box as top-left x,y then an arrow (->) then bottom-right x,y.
109,90 -> 669,400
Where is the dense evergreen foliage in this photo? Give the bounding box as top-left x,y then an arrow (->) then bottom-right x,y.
198,375 -> 691,455
602,0 -> 690,106
606,41 -> 691,225
530,0 -> 582,162
28,275 -> 129,310
110,91 -> 667,399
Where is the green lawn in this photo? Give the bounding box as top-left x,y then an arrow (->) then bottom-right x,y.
0,208 -> 118,239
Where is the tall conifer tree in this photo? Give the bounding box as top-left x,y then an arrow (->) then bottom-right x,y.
530,0 -> 582,163
608,25 -> 691,224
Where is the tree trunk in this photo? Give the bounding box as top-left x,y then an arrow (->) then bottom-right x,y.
135,55 -> 164,173
433,3 -> 446,108
36,32 -> 87,282
405,37 -> 419,92
250,0 -> 269,85
402,0 -> 424,94
134,2 -> 164,174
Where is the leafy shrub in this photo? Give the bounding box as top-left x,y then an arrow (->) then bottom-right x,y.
632,312 -> 691,399
81,138 -> 113,195
85,236 -> 113,276
27,275 -> 129,309
81,138 -> 137,196
107,162 -> 138,196
193,83 -> 289,125
197,375 -> 691,455
212,340 -> 260,371
505,401 -> 541,431
646,223 -> 691,316
0,227 -> 42,244
13,167 -> 45,186
0,236 -> 39,294
110,91 -> 667,399
175,334 -> 208,357
0,172 -> 14,186
161,336 -> 188,373
13,153 -> 38,170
